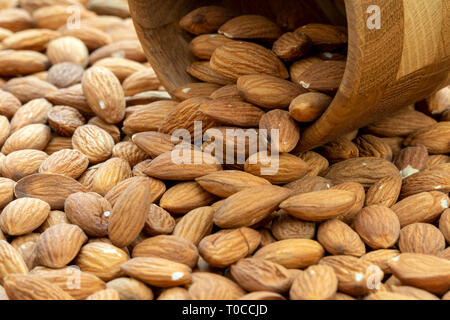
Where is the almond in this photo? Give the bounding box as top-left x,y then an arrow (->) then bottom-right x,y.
46,36 -> 89,67
389,253 -> 450,295
35,224 -> 87,268
0,197 -> 50,236
318,137 -> 359,163
75,242 -> 128,281
160,181 -> 216,214
317,219 -> 366,257
280,189 -> 356,221
93,57 -> 146,82
172,206 -> 215,245
213,185 -> 291,228
297,60 -> 345,92
31,266 -> 106,300
45,84 -> 92,115
394,145 -> 429,178
47,105 -> 86,136
44,136 -> 73,155
198,227 -> 260,267
132,235 -> 198,268
106,277 -> 154,300
37,210 -> 69,233
365,175 -> 402,207
289,56 -> 321,83
188,272 -> 245,300
121,257 -> 192,287
271,211 -> 316,240
82,66 -> 125,124
64,192 -> 111,237
331,182 -> 365,224
245,152 -> 310,184
195,170 -> 270,198
361,249 -> 400,274
123,101 -> 177,134
354,205 -> 400,249
72,124 -> 115,164
319,255 -> 384,296
1,149 -> 48,181
289,265 -> 338,300
259,109 -> 300,153
210,41 -> 289,80
15,173 -> 87,209
398,223 -> 445,255
46,62 -> 84,88
143,150 -> 222,181
273,31 -> 312,61
187,61 -> 234,85
354,134 -> 393,160
254,239 -> 324,269
0,240 -> 28,283
0,50 -> 49,76
86,288 -> 120,300
0,178 -> 15,208
289,92 -> 332,122
231,258 -> 291,293
157,287 -> 191,300
401,168 -> 450,197
143,204 -> 175,236
0,9 -> 33,32
91,157 -> 131,195
295,23 -> 347,50
1,123 -> 51,155
108,179 -> 152,247
10,98 -> 52,133
440,209 -> 450,243
324,157 -> 400,188
365,109 -> 437,137
237,74 -> 305,109
39,149 -> 89,179
218,15 -> 281,41
61,25 -> 112,50
4,274 -> 73,300
297,151 -> 329,176
172,82 -> 221,101
89,40 -> 146,64
179,6 -> 234,35
0,90 -> 21,118
189,33 -> 235,59
199,99 -> 264,127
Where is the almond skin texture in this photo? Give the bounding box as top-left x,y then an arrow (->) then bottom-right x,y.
35,224 -> 87,268
179,6 -> 234,35
132,235 -> 198,268
3,274 -> 74,300
398,223 -> 445,255
143,150 -> 222,181
46,36 -> 89,67
271,211 -> 316,240
391,192 -> 438,227
106,277 -> 154,301
237,74 -> 306,109
440,209 -> 450,244
230,258 -> 291,293
289,92 -> 332,122
72,124 -> 115,164
189,33 -> 235,59
198,227 -> 261,267
0,240 -> 29,283
0,178 -> 15,208
213,185 -> 291,228
319,255 -> 384,296
259,109 -> 300,153
403,122 -> 450,154
75,242 -> 128,281
365,175 -> 402,207
1,149 -> 48,181
64,192 -> 111,237
253,239 -> 324,269
325,157 -> 400,188
273,31 -> 312,61
290,265 -> 338,300
199,99 -> 264,127
196,170 -> 270,198
39,149 -> 89,179
30,266 -> 106,300
47,105 -> 85,136
159,181 -> 216,214
210,41 -> 289,80
317,219 -> 366,257
108,179 -> 152,247
121,257 -> 192,287
354,205 -> 401,249
1,123 -> 51,155
14,173 -> 87,209
144,204 -> 175,236
172,206 -> 215,245
188,272 -> 245,300
91,157 -> 131,195
280,189 -> 356,221
0,197 -> 50,236
389,253 -> 450,295
82,66 -> 125,124
297,60 -> 345,93
219,14 -> 281,41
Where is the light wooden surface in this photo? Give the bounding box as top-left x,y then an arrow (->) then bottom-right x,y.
129,0 -> 450,151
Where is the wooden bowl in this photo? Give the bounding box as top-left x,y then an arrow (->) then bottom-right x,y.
129,0 -> 449,151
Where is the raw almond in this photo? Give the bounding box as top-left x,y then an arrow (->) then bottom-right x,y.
272,31 -> 312,61
91,157 -> 131,195
72,124 -> 115,164
289,92 -> 332,123
365,175 -> 402,207
317,219 -> 366,257
199,99 -> 264,127
106,277 -> 154,300
47,105 -> 86,136
198,227 -> 260,267
354,205 -> 400,249
160,181 -> 216,214
1,123 -> 51,155
46,36 -> 89,67
253,239 -> 324,269
189,33 -> 234,59
188,272 -> 245,300
4,274 -> 73,300
259,109 -> 300,153
0,240 -> 28,283
35,224 -> 87,268
398,223 -> 445,255
172,206 -> 215,245
290,265 -> 338,300
39,149 -> 89,179
1,149 -> 48,181
179,6 -> 234,35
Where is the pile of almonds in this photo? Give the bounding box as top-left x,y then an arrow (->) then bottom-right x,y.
0,1 -> 449,301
